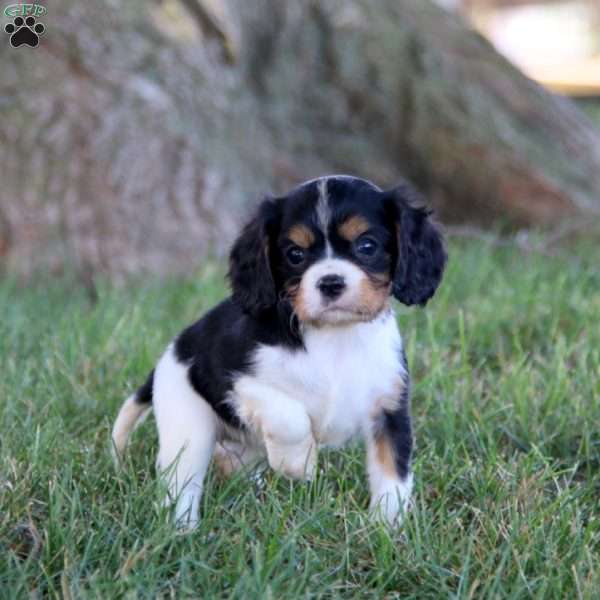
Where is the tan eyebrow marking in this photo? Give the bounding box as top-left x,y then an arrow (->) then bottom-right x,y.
287,224 -> 315,248
338,215 -> 370,241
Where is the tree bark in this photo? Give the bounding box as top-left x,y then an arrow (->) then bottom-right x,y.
1,0 -> 599,277
231,0 -> 600,226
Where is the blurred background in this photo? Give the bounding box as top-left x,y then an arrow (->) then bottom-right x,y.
1,0 -> 599,281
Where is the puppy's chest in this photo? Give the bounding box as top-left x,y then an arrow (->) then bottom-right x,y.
250,313 -> 403,445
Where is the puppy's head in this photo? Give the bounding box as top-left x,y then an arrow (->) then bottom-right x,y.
229,176 -> 446,325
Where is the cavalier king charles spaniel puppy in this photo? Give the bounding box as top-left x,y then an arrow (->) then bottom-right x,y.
112,175 -> 446,529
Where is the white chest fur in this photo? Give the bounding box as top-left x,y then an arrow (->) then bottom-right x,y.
235,310 -> 405,447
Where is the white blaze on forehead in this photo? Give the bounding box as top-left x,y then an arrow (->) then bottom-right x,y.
296,175 -> 382,236
316,178 -> 333,258
316,178 -> 331,233
295,175 -> 382,260
299,174 -> 382,192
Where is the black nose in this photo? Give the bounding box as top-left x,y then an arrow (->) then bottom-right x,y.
317,274 -> 346,299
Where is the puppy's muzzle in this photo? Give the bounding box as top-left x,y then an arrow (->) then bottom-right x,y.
317,274 -> 346,300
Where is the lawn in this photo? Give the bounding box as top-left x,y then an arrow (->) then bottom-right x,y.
1,237 -> 599,599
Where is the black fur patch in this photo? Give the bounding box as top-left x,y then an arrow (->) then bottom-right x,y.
228,198 -> 281,317
374,349 -> 412,479
174,299 -> 303,427
386,183 -> 447,306
388,349 -> 412,479
135,369 -> 154,405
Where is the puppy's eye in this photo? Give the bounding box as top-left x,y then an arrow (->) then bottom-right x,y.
286,245 -> 306,266
354,236 -> 378,257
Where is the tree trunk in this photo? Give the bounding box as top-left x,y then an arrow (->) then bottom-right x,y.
1,0 -> 599,277
231,0 -> 600,226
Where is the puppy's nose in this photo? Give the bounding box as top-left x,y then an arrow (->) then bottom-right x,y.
317,274 -> 346,299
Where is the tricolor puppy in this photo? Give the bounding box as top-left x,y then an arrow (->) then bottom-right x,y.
112,175 -> 446,528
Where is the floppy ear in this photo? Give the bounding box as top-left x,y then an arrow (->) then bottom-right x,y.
386,182 -> 447,307
228,198 -> 279,315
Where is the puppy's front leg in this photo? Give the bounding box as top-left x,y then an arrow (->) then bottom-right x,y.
235,379 -> 316,480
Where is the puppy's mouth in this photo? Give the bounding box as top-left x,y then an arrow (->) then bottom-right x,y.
310,303 -> 377,326
322,304 -> 360,316
288,285 -> 390,327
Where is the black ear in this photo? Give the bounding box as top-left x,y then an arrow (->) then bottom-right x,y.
228,197 -> 279,315
386,182 -> 447,307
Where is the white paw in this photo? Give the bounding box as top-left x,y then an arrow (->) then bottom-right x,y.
266,435 -> 317,480
174,514 -> 199,532
369,474 -> 413,525
164,487 -> 201,531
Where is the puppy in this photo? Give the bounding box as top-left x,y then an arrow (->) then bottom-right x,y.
112,175 -> 446,528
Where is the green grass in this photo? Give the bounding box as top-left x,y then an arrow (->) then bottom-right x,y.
1,238 -> 599,599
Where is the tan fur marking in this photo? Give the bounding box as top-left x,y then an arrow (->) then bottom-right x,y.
375,436 -> 399,479
357,275 -> 391,319
338,215 -> 371,241
287,224 -> 315,249
287,281 -> 310,322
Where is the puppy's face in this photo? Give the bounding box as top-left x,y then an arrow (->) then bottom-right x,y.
229,176 -> 446,327
274,179 -> 394,326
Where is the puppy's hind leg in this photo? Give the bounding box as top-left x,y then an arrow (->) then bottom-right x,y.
153,346 -> 217,530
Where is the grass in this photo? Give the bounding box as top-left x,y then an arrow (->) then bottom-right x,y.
1,237 -> 599,599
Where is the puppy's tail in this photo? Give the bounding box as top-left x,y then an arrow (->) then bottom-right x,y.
111,369 -> 154,463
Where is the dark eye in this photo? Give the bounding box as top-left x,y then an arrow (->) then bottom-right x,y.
354,236 -> 378,257
286,245 -> 306,266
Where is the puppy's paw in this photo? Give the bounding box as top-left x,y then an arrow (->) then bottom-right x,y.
266,435 -> 317,480
369,474 -> 413,526
213,441 -> 263,478
213,444 -> 242,478
162,486 -> 202,531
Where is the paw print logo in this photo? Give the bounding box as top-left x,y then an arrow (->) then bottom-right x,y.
5,15 -> 45,48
